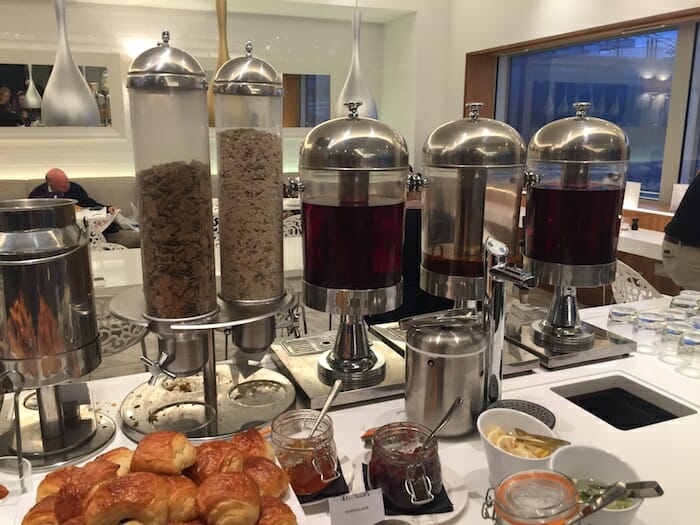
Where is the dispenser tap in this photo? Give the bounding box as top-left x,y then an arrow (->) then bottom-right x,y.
140,352 -> 177,386
286,177 -> 305,197
483,238 -> 538,406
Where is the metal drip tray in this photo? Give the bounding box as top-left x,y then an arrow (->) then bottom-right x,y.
120,363 -> 295,442
271,331 -> 405,409
369,322 -> 540,377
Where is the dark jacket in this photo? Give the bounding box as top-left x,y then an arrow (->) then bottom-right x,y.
665,173 -> 700,247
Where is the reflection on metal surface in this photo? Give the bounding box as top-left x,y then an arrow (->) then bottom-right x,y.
523,258 -> 617,288
271,333 -> 404,409
212,41 -> 282,96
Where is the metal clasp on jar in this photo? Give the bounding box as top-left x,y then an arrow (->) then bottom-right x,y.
404,463 -> 434,505
481,487 -> 496,521
311,448 -> 341,483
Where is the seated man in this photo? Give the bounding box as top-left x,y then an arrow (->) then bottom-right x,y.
28,168 -> 140,248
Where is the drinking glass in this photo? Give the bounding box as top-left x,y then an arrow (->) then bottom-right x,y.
659,308 -> 689,322
687,316 -> 700,330
669,295 -> 700,315
0,456 -> 32,507
606,305 -> 637,343
658,321 -> 693,365
633,311 -> 665,355
676,330 -> 700,379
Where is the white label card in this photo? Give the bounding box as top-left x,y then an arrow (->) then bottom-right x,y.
328,488 -> 385,525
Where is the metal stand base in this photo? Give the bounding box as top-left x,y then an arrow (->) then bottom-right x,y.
119,363 -> 295,442
0,386 -> 116,470
318,349 -> 386,389
532,319 -> 595,351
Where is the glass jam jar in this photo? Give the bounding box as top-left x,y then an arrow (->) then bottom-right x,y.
270,409 -> 340,496
482,470 -> 579,525
368,422 -> 442,510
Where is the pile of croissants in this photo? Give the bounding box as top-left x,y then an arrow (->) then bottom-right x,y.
21,428 -> 298,525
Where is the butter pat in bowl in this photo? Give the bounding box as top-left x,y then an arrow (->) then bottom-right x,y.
477,407 -> 565,485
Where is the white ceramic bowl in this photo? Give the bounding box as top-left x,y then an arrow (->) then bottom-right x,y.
550,445 -> 642,525
476,407 -> 560,486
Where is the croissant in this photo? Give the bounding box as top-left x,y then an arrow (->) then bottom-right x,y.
54,459 -> 119,523
21,495 -> 58,525
256,496 -> 298,525
82,472 -> 169,525
131,431 -> 196,475
36,465 -> 79,502
96,446 -> 134,476
185,441 -> 243,485
195,472 -> 261,525
230,428 -> 275,461
242,457 -> 289,499
162,475 -> 198,523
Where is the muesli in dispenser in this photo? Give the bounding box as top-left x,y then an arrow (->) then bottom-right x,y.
213,41 -> 284,303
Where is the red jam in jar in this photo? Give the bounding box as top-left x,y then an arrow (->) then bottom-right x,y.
368,422 -> 442,510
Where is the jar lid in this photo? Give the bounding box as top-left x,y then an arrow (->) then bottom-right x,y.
406,317 -> 487,357
423,103 -> 526,168
527,102 -> 629,164
212,42 -> 282,96
299,101 -> 409,171
127,30 -> 206,90
495,470 -> 578,523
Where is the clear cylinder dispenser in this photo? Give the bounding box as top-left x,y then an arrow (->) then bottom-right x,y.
213,41 -> 284,303
524,102 -> 629,349
421,103 -> 526,303
127,30 -> 217,322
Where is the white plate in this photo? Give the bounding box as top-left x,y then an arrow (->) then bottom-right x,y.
353,456 -> 469,525
298,453 -> 355,509
13,469 -> 308,525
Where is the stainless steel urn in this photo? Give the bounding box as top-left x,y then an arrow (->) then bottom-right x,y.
404,313 -> 487,436
0,199 -> 99,388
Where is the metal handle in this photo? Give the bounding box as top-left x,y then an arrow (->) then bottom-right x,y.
287,177 -> 305,197
309,379 -> 342,437
407,172 -> 430,192
404,463 -> 434,505
565,481 -> 627,525
312,450 -> 341,483
140,352 -> 177,385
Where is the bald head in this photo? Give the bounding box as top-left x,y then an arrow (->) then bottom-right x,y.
45,168 -> 70,194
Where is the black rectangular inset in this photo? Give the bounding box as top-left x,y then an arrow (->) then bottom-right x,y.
566,387 -> 677,430
552,375 -> 696,431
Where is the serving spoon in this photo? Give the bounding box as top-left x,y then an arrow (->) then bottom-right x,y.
419,396 -> 464,451
308,379 -> 343,437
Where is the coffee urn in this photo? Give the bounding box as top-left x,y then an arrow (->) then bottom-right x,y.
298,101 -> 409,388
420,103 -> 526,306
0,199 -> 115,466
524,102 -> 629,350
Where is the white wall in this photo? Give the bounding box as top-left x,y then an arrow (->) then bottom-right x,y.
0,0 -> 386,179
445,0 -> 700,122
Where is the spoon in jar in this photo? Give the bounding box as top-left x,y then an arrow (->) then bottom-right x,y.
308,379 -> 343,438
420,397 -> 464,451
564,481 -> 627,525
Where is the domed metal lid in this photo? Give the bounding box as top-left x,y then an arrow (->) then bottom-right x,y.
406,316 -> 487,357
299,102 -> 409,171
127,30 -> 206,90
528,102 -> 629,163
423,103 -> 526,168
212,42 -> 282,96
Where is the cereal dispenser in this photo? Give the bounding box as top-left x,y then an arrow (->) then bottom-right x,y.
126,29 -> 217,377
420,103 -> 526,306
115,32 -> 296,441
524,102 -> 629,352
294,101 -> 409,390
0,199 -> 115,466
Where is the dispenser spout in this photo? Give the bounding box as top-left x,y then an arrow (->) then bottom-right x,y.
483,238 -> 538,407
140,352 -> 177,386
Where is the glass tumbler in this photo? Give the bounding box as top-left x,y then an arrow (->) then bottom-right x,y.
270,409 -> 340,496
669,295 -> 699,315
687,316 -> 700,330
676,330 -> 700,379
633,311 -> 666,355
658,321 -> 692,365
606,305 -> 637,343
0,456 -> 32,507
660,308 -> 690,322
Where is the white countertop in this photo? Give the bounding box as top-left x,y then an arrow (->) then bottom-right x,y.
618,229 -> 665,261
8,297 -> 698,524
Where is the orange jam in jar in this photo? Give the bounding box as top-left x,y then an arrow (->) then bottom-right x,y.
270,409 -> 340,496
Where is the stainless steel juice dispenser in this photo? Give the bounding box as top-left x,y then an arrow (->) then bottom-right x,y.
271,102 -> 410,407
0,199 -> 115,467
115,31 -> 295,441
420,103 -> 526,306
507,102 -> 635,368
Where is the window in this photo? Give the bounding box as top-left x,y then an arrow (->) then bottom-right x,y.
465,8 -> 700,206
496,29 -> 678,199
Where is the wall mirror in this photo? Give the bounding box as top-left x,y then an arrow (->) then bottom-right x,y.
0,49 -> 125,137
